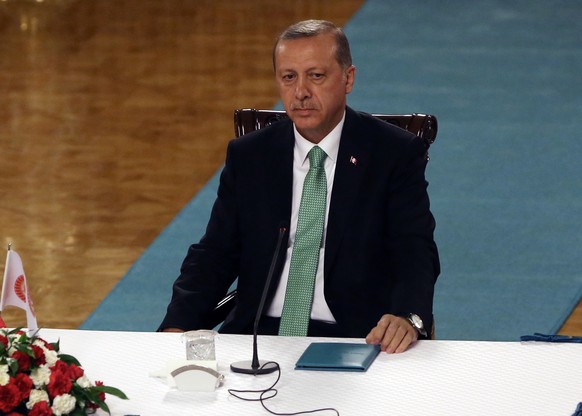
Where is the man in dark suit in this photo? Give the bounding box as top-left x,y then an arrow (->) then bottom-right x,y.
160,20 -> 439,353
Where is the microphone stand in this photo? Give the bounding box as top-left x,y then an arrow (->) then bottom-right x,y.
230,227 -> 287,375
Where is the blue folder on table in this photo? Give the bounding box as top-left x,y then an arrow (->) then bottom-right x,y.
295,342 -> 381,372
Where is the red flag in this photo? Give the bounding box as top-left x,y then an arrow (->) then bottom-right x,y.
1,248 -> 38,330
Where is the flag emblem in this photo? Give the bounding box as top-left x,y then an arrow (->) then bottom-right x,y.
15,275 -> 27,303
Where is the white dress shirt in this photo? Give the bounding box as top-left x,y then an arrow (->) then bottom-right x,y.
266,112 -> 345,323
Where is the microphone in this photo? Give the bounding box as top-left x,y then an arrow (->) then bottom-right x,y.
230,226 -> 287,375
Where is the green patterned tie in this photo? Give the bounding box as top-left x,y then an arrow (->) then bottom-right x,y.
279,146 -> 327,336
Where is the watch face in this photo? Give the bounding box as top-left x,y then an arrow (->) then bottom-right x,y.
410,314 -> 423,328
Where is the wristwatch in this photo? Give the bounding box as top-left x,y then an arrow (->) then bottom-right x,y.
406,313 -> 428,338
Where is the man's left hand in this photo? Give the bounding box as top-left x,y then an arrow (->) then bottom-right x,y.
365,314 -> 418,354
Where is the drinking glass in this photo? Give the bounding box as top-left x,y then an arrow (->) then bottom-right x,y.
182,330 -> 217,360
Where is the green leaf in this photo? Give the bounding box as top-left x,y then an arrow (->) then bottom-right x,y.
70,408 -> 87,416
7,358 -> 19,375
16,331 -> 29,343
58,353 -> 82,366
50,338 -> 61,352
77,387 -> 99,403
93,385 -> 129,400
7,327 -> 23,335
28,328 -> 41,341
14,341 -> 35,358
96,399 -> 111,415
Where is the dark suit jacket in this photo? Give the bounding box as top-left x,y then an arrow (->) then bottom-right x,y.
160,106 -> 440,338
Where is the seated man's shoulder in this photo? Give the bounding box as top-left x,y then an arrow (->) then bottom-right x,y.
351,110 -> 419,153
236,116 -> 293,144
354,110 -> 415,138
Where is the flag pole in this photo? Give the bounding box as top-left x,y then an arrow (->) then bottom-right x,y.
1,243 -> 10,312
0,246 -> 5,327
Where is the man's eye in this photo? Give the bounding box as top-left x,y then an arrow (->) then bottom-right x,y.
282,74 -> 295,81
311,73 -> 324,79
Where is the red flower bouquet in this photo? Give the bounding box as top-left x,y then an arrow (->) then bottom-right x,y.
0,328 -> 127,415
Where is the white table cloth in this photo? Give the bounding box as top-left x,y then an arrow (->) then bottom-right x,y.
37,329 -> 581,416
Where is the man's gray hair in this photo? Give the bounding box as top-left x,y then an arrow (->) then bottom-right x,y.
273,20 -> 353,69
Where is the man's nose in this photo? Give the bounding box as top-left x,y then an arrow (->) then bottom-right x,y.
294,77 -> 311,100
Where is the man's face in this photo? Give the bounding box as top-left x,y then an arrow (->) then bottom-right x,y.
274,33 -> 355,143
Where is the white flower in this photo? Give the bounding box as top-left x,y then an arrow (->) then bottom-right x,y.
44,349 -> 58,366
26,389 -> 50,410
33,340 -> 59,366
76,374 -> 92,388
0,364 -> 9,386
30,364 -> 51,387
52,394 -> 77,416
32,339 -> 46,349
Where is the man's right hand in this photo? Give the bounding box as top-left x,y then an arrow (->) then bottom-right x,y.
365,314 -> 418,354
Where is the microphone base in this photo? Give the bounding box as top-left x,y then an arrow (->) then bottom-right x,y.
230,360 -> 278,375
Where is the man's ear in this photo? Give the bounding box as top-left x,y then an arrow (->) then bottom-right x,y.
345,65 -> 356,94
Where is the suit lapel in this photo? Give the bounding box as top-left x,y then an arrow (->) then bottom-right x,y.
325,108 -> 372,273
261,121 -> 294,301
264,121 -> 294,228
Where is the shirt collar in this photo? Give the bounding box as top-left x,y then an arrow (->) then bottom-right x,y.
293,111 -> 345,166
